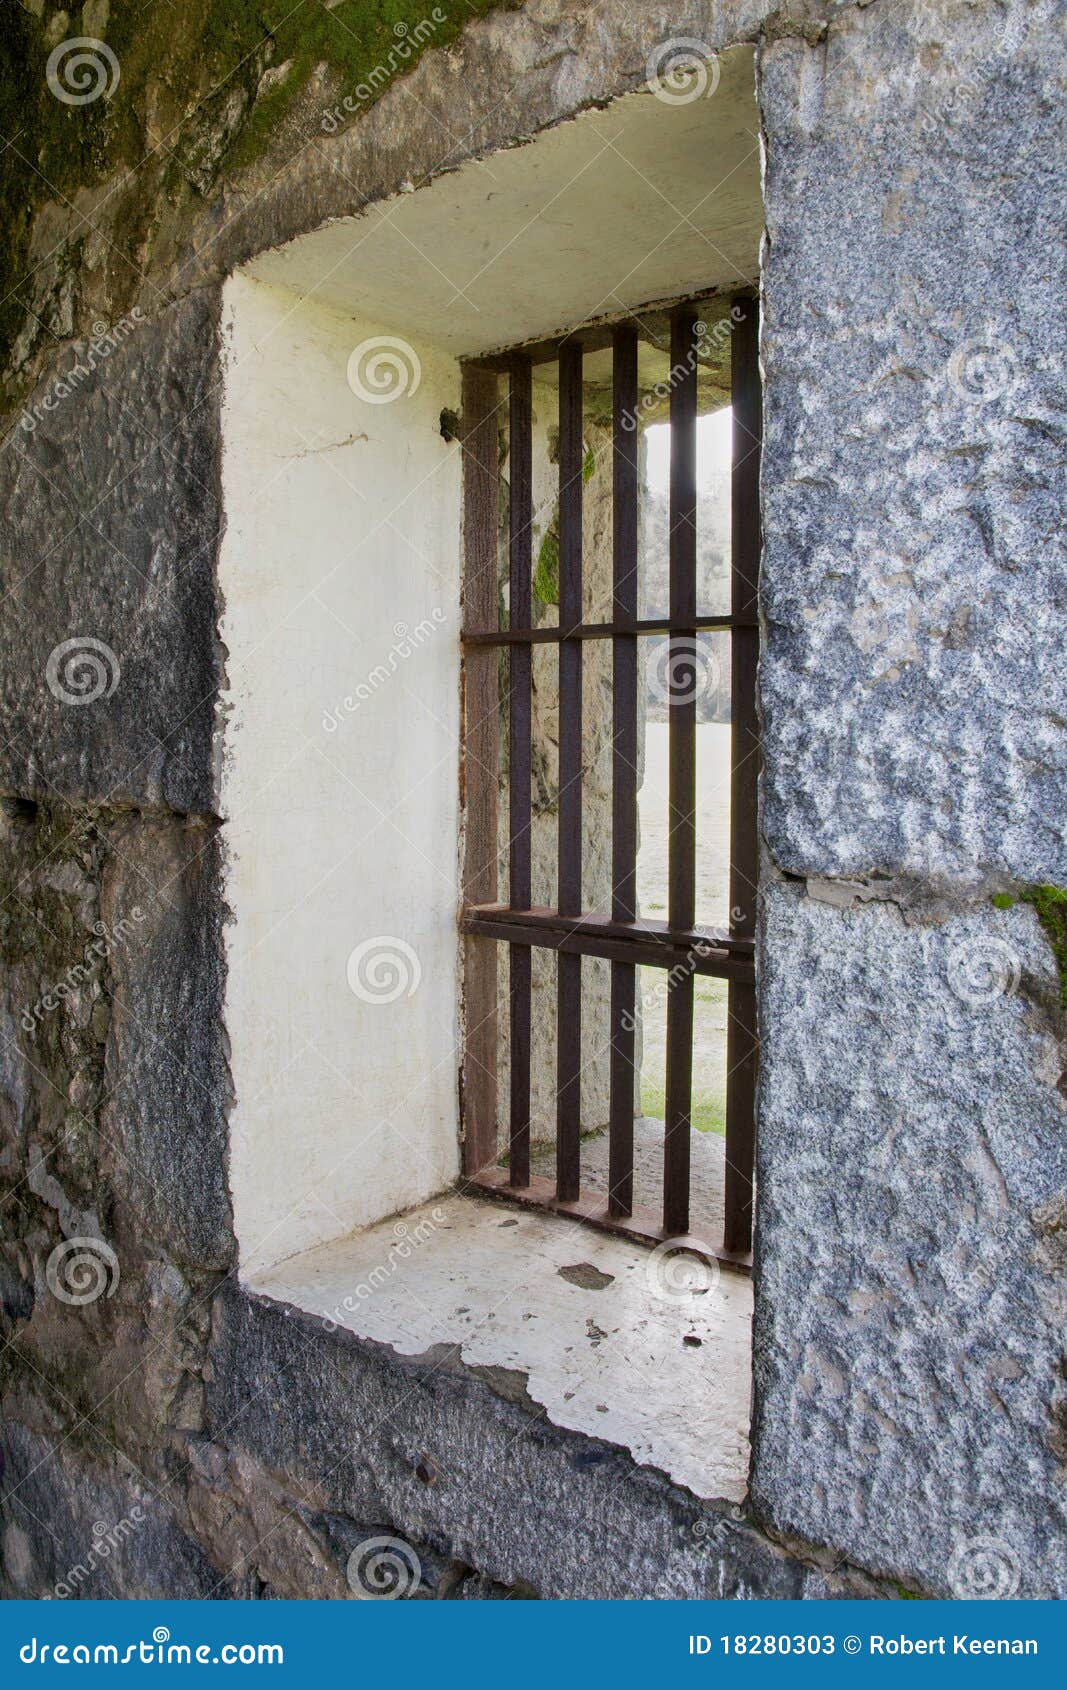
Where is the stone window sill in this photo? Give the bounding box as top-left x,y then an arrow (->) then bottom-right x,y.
246,1189 -> 751,1503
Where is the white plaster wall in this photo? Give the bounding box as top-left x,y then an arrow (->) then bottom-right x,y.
219,273 -> 463,1277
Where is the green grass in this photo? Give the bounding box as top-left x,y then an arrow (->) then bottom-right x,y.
639,970 -> 728,1135
639,1076 -> 727,1135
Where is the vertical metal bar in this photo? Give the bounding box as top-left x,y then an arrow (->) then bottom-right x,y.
508,358 -> 533,1188
556,342 -> 583,1203
460,363 -> 501,1175
724,293 -> 761,1256
664,308 -> 698,1237
608,325 -> 639,1219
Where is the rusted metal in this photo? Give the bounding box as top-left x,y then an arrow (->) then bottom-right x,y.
461,910 -> 755,983
471,284 -> 749,371
724,293 -> 762,1257
458,290 -> 761,1269
459,363 -> 501,1176
463,904 -> 752,956
556,342 -> 584,1204
509,356 -> 534,1190
609,324 -> 640,1219
663,307 -> 699,1238
461,614 -> 751,646
465,1167 -> 752,1274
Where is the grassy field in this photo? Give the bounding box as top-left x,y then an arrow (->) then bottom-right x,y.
637,722 -> 731,1134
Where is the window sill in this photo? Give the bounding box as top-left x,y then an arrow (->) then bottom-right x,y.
246,1188 -> 751,1503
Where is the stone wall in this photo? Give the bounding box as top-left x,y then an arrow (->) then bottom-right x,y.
1,0 -> 1064,1602
752,0 -> 1067,1599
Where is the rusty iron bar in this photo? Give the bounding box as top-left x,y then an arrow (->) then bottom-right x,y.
663,306 -> 699,1238
465,1167 -> 752,1275
724,293 -> 762,1257
508,356 -> 534,1190
608,323 -> 640,1219
465,902 -> 754,956
462,910 -> 755,983
461,615 -> 752,645
555,342 -> 584,1204
459,364 -> 501,1176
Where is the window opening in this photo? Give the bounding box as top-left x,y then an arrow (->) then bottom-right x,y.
459,294 -> 761,1271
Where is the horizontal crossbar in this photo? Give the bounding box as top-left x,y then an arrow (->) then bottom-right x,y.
462,615 -> 756,646
463,1168 -> 753,1275
461,904 -> 755,983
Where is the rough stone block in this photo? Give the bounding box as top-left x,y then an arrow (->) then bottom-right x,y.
0,292 -> 224,815
0,1422 -> 222,1600
207,1282 -> 881,1601
99,814 -> 234,1271
758,3 -> 1066,882
750,883 -> 1067,1597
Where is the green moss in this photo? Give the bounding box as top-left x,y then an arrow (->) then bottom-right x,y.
534,527 -> 560,605
993,885 -> 1067,1006
530,447 -> 597,607
1022,885 -> 1067,1007
0,0 -> 513,397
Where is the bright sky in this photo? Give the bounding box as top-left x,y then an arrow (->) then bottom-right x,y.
644,406 -> 732,497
